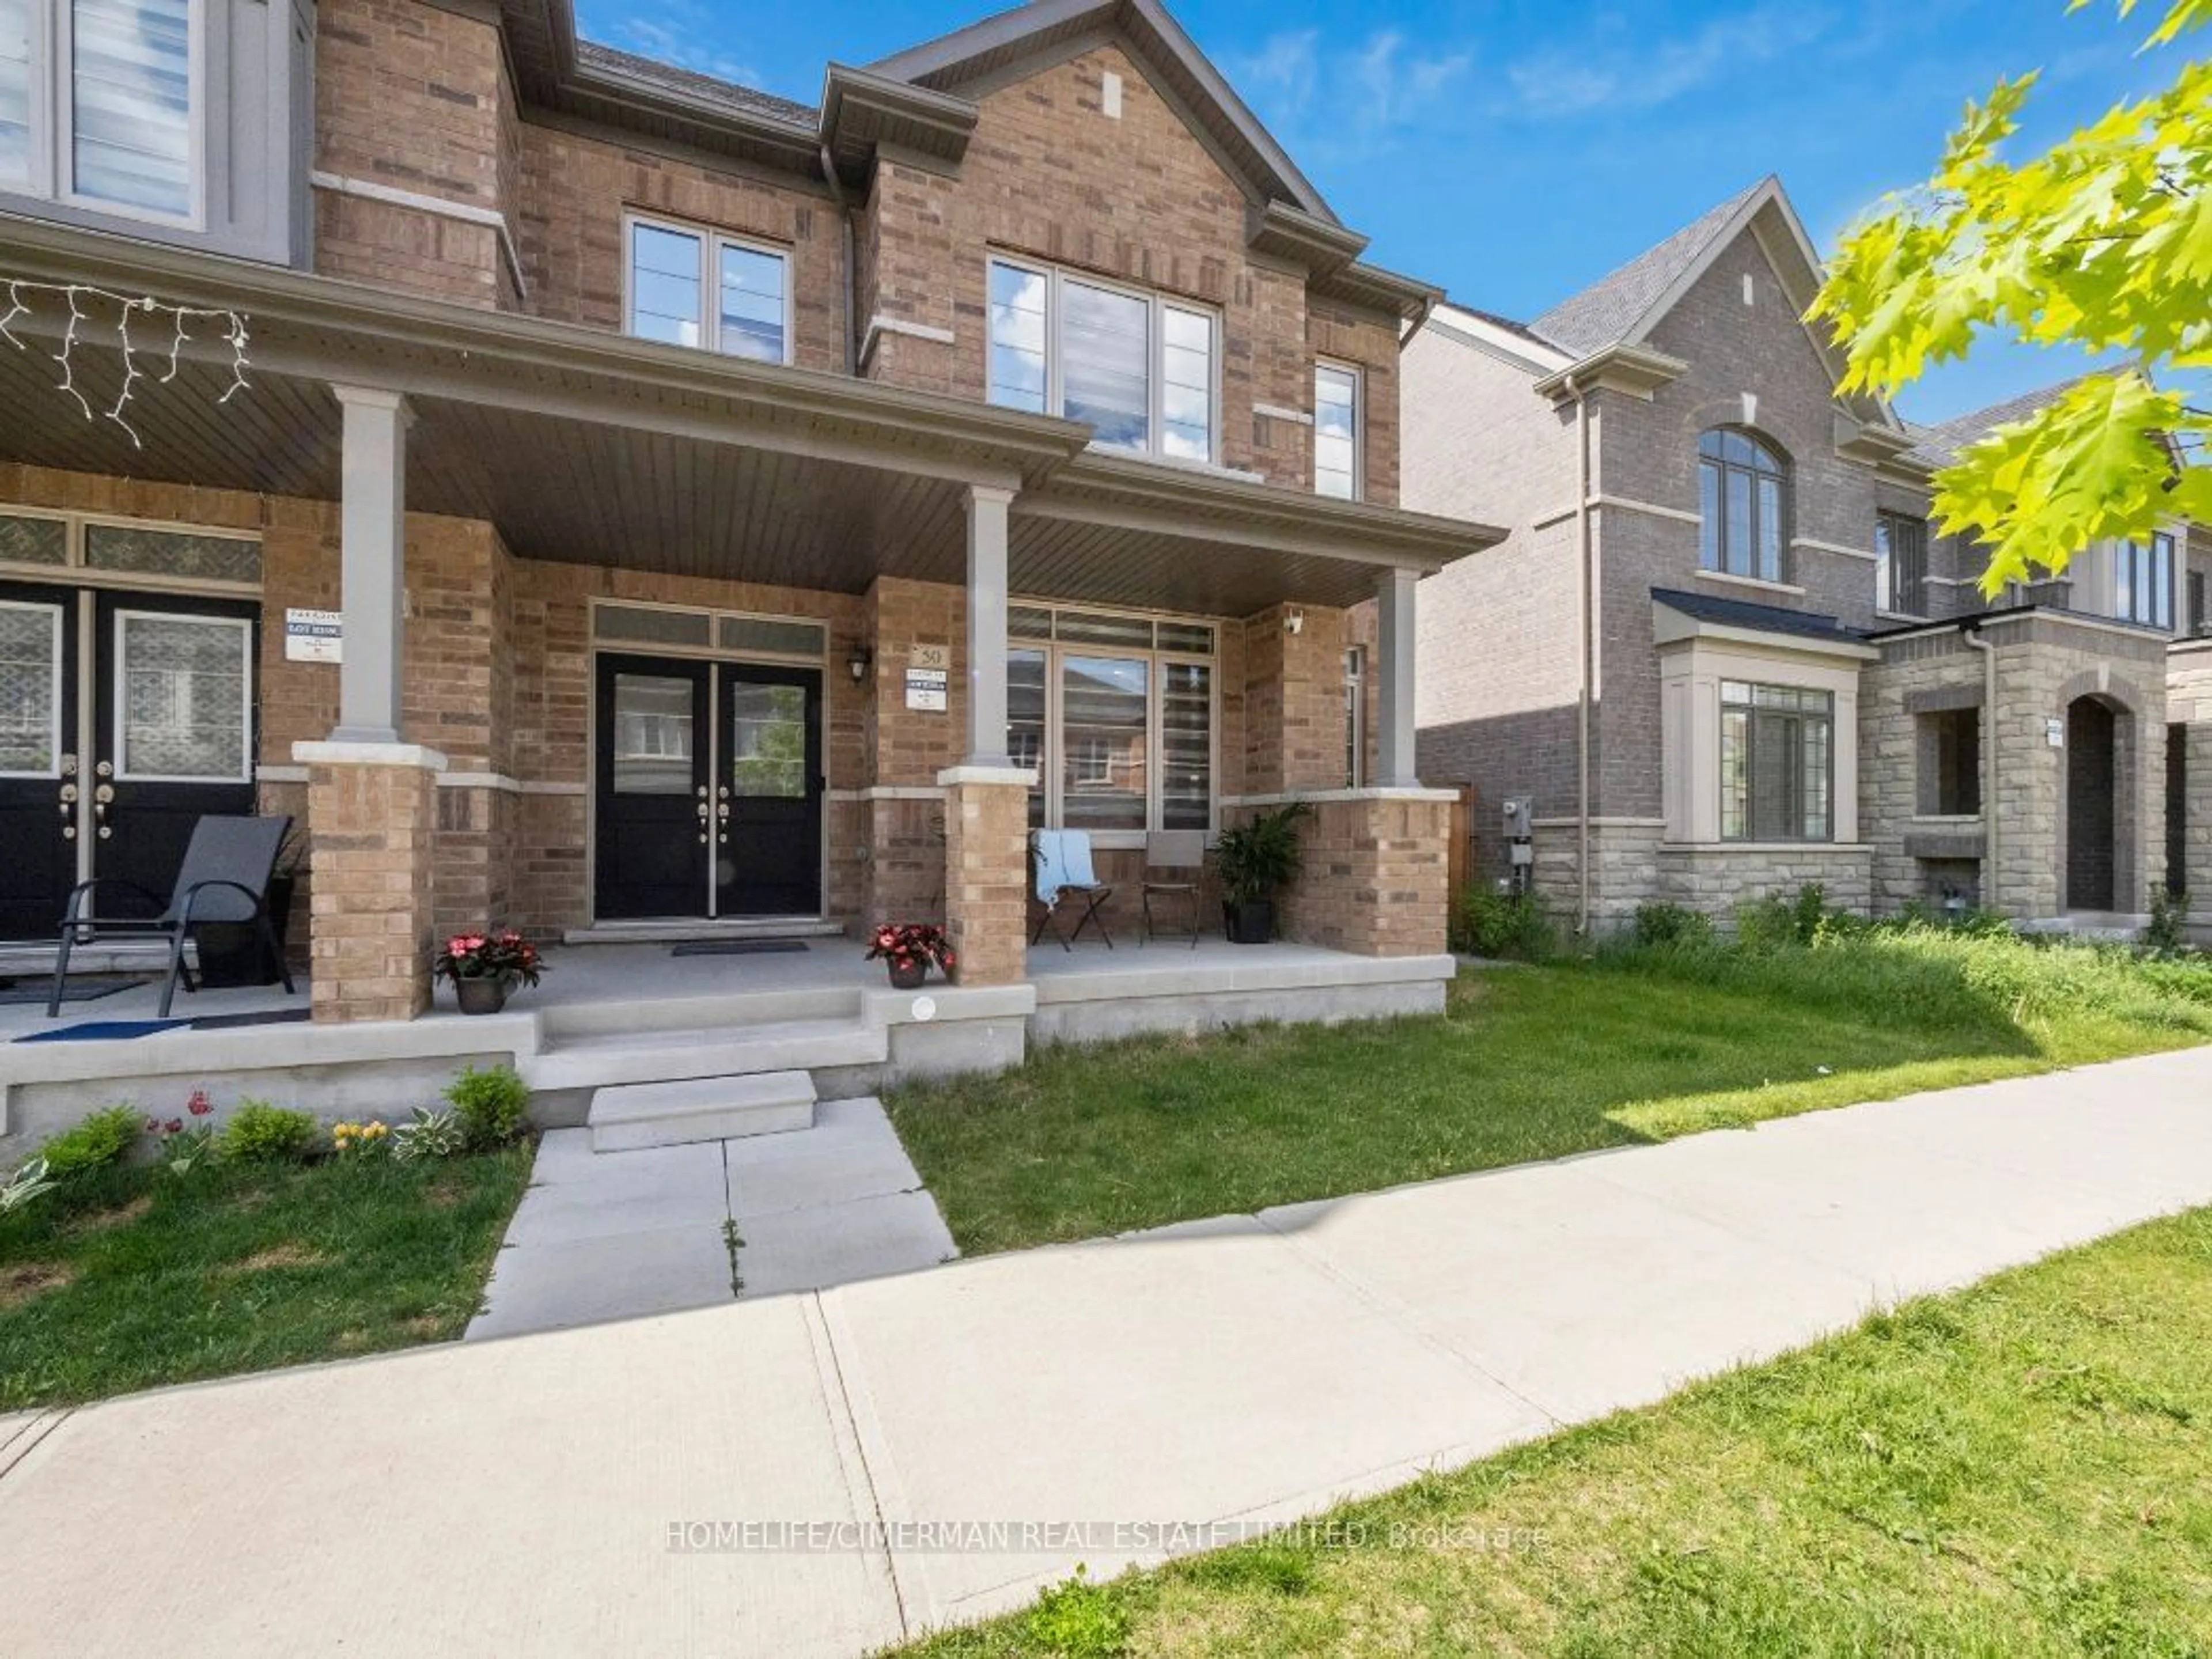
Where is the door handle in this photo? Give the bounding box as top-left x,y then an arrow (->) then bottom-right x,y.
93,782 -> 113,840
58,781 -> 77,841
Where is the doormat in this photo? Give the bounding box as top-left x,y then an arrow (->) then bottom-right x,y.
14,1019 -> 189,1043
0,980 -> 137,1007
189,1008 -> 313,1032
671,940 -> 811,957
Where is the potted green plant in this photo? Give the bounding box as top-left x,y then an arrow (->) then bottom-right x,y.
1213,801 -> 1310,945
434,928 -> 546,1014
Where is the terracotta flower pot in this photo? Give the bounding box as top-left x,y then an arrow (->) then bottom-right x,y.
455,976 -> 510,1015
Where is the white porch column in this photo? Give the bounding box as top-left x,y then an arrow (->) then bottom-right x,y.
1376,566 -> 1419,787
965,483 -> 1016,767
330,386 -> 414,744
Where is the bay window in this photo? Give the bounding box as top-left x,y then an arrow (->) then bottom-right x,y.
987,257 -> 1217,464
626,217 -> 791,363
2,0 -> 198,220
1720,680 -> 1831,842
1006,604 -> 1215,834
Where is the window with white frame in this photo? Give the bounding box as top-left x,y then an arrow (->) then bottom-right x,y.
1,0 -> 199,220
1343,645 -> 1366,787
1315,363 -> 1361,500
987,257 -> 1216,463
1007,604 -> 1215,834
2116,531 -> 2175,630
626,217 -> 791,363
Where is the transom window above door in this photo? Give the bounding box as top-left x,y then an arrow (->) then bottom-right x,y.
626,217 -> 792,364
987,257 -> 1217,464
0,0 -> 199,221
1698,428 -> 1790,584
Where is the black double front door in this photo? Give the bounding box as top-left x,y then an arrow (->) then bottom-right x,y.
593,652 -> 824,921
0,582 -> 259,938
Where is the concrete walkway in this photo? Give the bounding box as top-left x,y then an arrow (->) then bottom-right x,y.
467,1099 -> 957,1339
2,1048 -> 2209,1657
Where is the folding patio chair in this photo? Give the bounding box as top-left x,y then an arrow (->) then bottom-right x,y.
48,815 -> 298,1018
1029,829 -> 1115,950
1140,830 -> 1206,948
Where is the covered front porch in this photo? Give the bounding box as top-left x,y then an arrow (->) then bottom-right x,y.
0,214 -> 1491,1050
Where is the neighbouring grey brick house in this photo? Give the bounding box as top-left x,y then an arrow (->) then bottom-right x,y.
1404,176 -> 2211,934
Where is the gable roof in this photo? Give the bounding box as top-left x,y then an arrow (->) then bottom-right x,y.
1902,374 -> 2108,469
1530,180 -> 1767,358
866,0 -> 1338,224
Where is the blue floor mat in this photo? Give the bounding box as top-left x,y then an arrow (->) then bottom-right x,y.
14,1018 -> 189,1043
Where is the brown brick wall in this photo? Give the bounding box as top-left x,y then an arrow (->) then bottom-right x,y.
312,0 -> 507,305
305,758 -> 437,1022
942,777 -> 1028,986
1275,796 -> 1450,956
514,122 -> 847,370
1243,602 -> 1351,794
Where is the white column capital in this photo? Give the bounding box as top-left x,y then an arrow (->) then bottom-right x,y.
967,482 -> 1018,509
331,384 -> 417,427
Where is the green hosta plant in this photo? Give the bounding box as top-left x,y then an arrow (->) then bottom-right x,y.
391,1106 -> 467,1162
1,1157 -> 57,1216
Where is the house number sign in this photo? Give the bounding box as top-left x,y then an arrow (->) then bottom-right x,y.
906,644 -> 949,712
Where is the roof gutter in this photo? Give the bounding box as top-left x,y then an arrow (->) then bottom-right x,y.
1565,371 -> 1594,938
818,142 -> 858,377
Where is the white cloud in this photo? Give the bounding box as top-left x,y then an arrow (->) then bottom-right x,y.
589,3 -> 761,88
1229,26 -> 1473,153
1508,5 -> 1835,120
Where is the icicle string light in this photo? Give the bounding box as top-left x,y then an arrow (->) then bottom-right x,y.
0,278 -> 252,448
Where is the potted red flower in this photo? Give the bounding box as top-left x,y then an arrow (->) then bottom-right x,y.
867,922 -> 956,989
435,927 -> 546,1014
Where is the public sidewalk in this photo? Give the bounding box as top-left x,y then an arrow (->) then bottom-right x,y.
2,1047 -> 2209,1657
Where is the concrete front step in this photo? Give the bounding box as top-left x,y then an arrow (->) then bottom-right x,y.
539,983 -> 863,1044
521,1016 -> 888,1093
561,919 -> 845,946
588,1071 -> 818,1153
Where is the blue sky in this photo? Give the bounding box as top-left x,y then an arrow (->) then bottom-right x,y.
573,0 -> 2181,425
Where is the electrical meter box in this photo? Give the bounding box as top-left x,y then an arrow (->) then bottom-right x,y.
1501,796 -> 1534,840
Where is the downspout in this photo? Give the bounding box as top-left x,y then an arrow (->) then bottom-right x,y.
1963,622 -> 1999,914
1565,373 -> 1593,936
819,143 -> 857,376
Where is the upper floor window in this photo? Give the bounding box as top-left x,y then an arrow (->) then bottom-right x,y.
1,0 -> 198,221
1875,510 -> 1929,617
987,257 -> 1216,464
626,217 -> 791,364
1698,428 -> 1789,584
2116,531 -> 2174,630
1720,679 -> 1831,842
1315,363 -> 1361,500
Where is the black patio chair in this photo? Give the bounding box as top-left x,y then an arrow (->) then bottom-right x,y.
48,815 -> 298,1019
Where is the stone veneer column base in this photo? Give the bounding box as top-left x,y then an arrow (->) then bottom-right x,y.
938,766 -> 1033,987
296,741 -> 448,1024
1271,789 -> 1456,957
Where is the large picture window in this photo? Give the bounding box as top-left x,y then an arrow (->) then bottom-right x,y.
1698,429 -> 1789,584
626,217 -> 791,364
1007,605 -> 1215,835
987,257 -> 1217,464
1,0 -> 199,219
2116,532 -> 2174,630
1720,680 -> 1831,842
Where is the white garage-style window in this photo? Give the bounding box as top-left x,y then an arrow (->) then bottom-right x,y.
987,256 -> 1217,464
1,0 -> 201,221
1006,604 -> 1216,837
626,216 -> 793,364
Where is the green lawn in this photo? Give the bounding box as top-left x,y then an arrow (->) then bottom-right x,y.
888,930 -> 2212,1255
0,1147 -> 531,1409
891,1205 -> 2212,1657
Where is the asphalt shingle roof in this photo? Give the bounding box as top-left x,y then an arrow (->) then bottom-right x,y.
575,41 -> 817,129
1901,373 -> 2108,469
1528,180 -> 1768,359
1651,587 -> 1866,643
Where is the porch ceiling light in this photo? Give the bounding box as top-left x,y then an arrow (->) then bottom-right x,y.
849,645 -> 874,682
1285,608 -> 1305,635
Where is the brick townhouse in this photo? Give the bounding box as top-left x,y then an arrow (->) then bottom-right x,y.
0,0 -> 1500,1025
1404,177 -> 2211,935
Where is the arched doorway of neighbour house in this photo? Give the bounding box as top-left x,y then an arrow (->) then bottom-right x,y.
2066,696 -> 2119,911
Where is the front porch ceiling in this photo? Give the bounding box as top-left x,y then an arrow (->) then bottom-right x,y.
0,214 -> 1501,611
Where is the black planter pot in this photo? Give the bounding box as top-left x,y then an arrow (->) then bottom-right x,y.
194,874 -> 296,988
455,975 -> 510,1015
1223,899 -> 1275,945
887,959 -> 930,990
